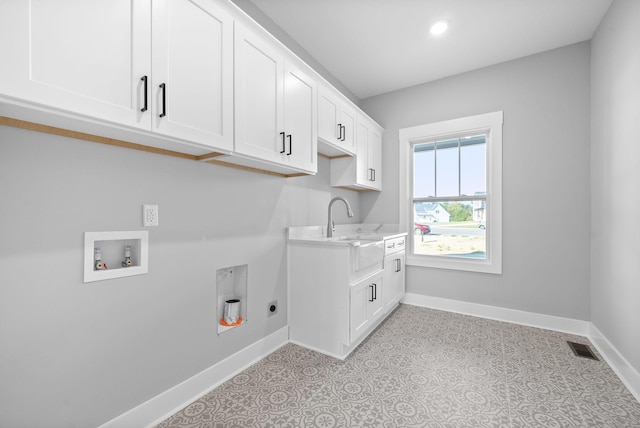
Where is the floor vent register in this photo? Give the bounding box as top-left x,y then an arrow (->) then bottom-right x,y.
567,341 -> 599,360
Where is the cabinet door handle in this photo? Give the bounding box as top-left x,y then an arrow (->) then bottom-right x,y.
341,124 -> 346,141
373,283 -> 377,300
159,83 -> 167,118
140,76 -> 148,112
395,258 -> 401,272
369,284 -> 375,302
337,123 -> 343,141
372,168 -> 376,182
287,134 -> 292,155
280,132 -> 286,153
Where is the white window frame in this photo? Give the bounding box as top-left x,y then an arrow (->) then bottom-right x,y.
399,111 -> 503,274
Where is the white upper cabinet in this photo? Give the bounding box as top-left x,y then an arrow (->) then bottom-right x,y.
152,0 -> 234,151
233,22 -> 316,175
317,85 -> 357,157
0,0 -> 372,178
283,62 -> 317,172
355,117 -> 382,190
0,0 -> 151,129
0,0 -> 233,153
234,23 -> 284,163
368,126 -> 383,191
330,114 -> 383,191
356,120 -> 371,185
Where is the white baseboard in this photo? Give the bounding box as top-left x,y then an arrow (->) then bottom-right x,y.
288,338 -> 344,361
402,292 -> 640,403
589,324 -> 640,402
98,326 -> 289,428
402,293 -> 590,336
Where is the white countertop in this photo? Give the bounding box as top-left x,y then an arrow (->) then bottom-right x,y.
286,224 -> 407,246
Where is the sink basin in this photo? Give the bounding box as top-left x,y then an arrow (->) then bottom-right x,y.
351,239 -> 384,272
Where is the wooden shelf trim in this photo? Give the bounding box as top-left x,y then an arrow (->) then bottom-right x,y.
0,116 -> 199,160
0,115 -> 310,179
318,152 -> 352,160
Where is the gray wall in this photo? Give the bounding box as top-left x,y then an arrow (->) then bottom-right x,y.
591,0 -> 640,373
360,42 -> 592,320
0,127 -> 360,427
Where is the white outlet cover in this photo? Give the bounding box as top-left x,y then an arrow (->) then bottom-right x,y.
143,204 -> 159,227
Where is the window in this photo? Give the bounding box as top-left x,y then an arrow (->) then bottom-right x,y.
399,111 -> 503,274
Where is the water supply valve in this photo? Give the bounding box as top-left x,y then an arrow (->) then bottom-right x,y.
94,247 -> 107,270
121,245 -> 133,268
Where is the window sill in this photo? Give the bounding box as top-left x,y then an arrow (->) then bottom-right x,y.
406,254 -> 501,274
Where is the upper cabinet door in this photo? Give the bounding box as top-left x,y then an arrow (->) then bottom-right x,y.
354,117 -> 382,190
317,88 -> 340,147
338,104 -> 357,154
369,127 -> 383,191
356,120 -> 370,186
234,23 -> 284,163
317,86 -> 356,156
152,0 -> 233,151
283,62 -> 317,173
0,0 -> 151,129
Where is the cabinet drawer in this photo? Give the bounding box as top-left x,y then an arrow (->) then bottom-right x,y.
384,236 -> 406,255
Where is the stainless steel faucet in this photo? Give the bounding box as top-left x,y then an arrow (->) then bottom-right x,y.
327,197 -> 354,237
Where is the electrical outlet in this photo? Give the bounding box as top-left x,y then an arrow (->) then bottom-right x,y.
143,204 -> 159,227
268,300 -> 278,316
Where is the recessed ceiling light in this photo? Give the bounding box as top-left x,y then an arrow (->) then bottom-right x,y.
430,20 -> 449,36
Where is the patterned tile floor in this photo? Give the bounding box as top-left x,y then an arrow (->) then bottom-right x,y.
156,304 -> 640,427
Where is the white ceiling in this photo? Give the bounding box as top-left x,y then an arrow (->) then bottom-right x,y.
247,0 -> 612,100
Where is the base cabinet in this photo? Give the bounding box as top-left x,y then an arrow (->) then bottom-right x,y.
383,236 -> 406,311
350,272 -> 384,343
288,242 -> 391,359
384,252 -> 405,310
